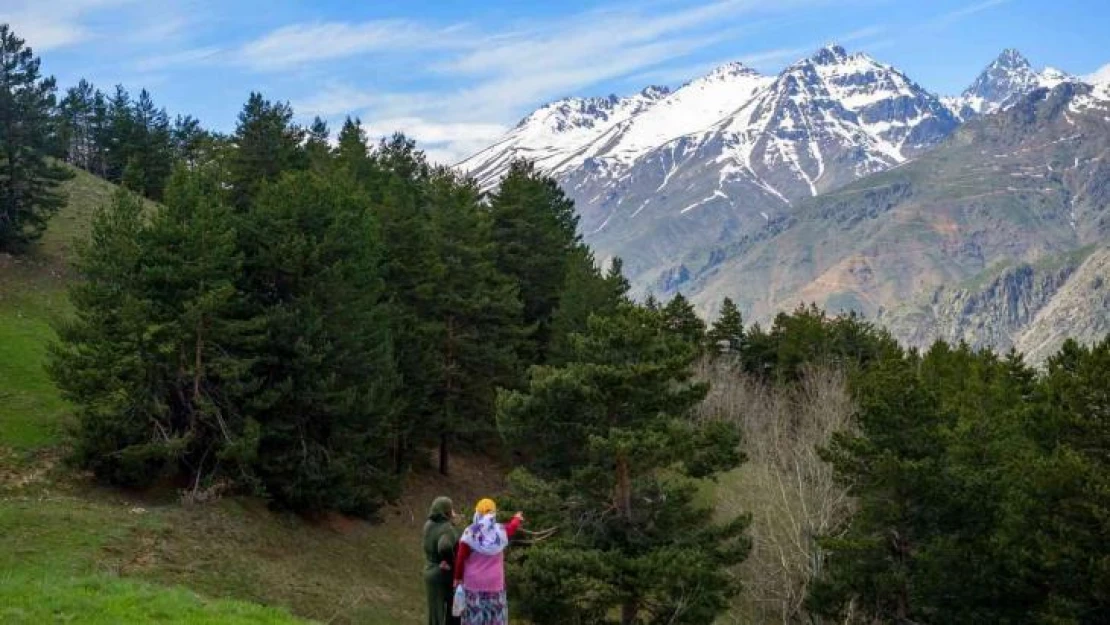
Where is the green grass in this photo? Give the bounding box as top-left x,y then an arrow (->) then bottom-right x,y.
1,166 -> 507,623
0,287 -> 71,449
0,166 -> 115,450
0,452 -> 498,624
0,576 -> 305,624
0,483 -> 309,624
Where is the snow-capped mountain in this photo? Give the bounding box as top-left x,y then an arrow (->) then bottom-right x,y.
458,45 -> 1101,290
943,49 -> 1074,119
458,61 -> 773,191
460,45 -> 960,281
459,86 -> 670,190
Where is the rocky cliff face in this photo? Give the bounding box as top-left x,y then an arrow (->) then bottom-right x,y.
675,82 -> 1109,361
1016,248 -> 1110,363
879,253 -> 1087,354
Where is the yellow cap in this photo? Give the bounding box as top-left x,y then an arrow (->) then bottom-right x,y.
475,498 -> 496,515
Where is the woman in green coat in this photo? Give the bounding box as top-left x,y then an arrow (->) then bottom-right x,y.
424,496 -> 460,625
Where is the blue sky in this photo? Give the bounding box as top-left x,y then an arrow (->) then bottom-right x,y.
5,0 -> 1108,164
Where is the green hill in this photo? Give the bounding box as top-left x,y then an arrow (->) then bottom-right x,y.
0,166 -> 501,624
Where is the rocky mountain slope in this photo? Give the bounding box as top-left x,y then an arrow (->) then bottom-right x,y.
943,48 -> 1074,120
681,80 -> 1109,358
460,47 -> 1109,359
461,46 -> 1057,284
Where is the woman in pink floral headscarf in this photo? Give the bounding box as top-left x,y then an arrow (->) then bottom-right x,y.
453,498 -> 523,625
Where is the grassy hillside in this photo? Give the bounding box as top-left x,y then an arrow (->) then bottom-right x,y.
0,168 -> 115,449
0,166 -> 504,624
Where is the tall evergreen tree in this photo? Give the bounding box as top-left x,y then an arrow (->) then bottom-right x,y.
49,169 -> 252,486
498,305 -> 750,624
660,293 -> 706,348
0,25 -> 72,251
425,169 -> 524,474
335,116 -> 370,176
129,89 -> 174,199
103,85 -> 134,183
235,170 -> 399,514
488,159 -> 580,362
547,249 -> 630,365
226,92 -> 305,210
363,133 -> 441,471
57,79 -> 97,169
707,297 -> 744,355
171,114 -> 207,166
809,337 -> 1110,624
48,189 -> 155,483
304,116 -> 331,173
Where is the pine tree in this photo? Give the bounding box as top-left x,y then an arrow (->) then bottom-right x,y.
226,92 -> 305,210
87,88 -> 109,177
103,85 -> 134,183
488,159 -> 580,362
48,189 -> 156,483
498,305 -> 750,624
660,293 -> 706,348
171,114 -> 207,166
707,297 -> 744,355
50,169 -> 251,486
129,89 -> 174,199
425,169 -> 524,474
304,116 -> 331,173
335,116 -> 370,177
547,249 -> 630,365
58,79 -> 97,169
0,25 -> 72,251
807,339 -> 1109,624
363,133 -> 441,471
235,170 -> 399,514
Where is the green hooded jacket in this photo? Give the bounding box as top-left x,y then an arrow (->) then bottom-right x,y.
423,496 -> 458,571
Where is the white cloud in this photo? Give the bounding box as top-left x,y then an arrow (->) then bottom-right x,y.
930,0 -> 1010,27
134,46 -> 221,72
370,117 -> 509,166
738,46 -> 813,68
234,20 -> 469,72
280,0 -> 883,163
0,0 -> 138,51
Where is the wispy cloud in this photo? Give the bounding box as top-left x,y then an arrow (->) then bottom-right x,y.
234,20 -> 470,72
371,117 -> 509,165
134,46 -> 221,72
738,46 -> 813,68
281,0 -> 882,163
0,0 -> 138,51
930,0 -> 1010,27
837,25 -> 887,44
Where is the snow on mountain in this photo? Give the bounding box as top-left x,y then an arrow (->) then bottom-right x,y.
456,86 -> 670,190
711,45 -> 958,194
542,44 -> 960,284
1085,63 -> 1110,86
574,62 -> 774,168
945,49 -> 1076,119
457,46 -> 1078,291
457,62 -> 774,190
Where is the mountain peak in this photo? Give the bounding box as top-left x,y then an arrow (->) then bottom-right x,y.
811,44 -> 849,65
704,61 -> 761,80
993,48 -> 1031,69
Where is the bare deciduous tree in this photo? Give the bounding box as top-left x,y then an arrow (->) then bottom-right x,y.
696,359 -> 856,624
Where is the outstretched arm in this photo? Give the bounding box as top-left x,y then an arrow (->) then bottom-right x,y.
505,515 -> 523,538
